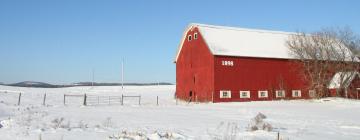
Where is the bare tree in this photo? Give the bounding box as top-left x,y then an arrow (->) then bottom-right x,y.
286,27 -> 360,98
328,28 -> 360,98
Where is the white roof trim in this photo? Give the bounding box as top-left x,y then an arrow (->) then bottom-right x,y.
174,24 -> 192,63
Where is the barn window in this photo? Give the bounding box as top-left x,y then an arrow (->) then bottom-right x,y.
240,91 -> 250,98
292,90 -> 301,97
188,35 -> 192,41
276,90 -> 285,98
194,33 -> 198,39
309,90 -> 316,98
258,90 -> 268,98
220,90 -> 231,98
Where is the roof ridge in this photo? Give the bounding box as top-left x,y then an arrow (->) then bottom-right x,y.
191,23 -> 295,35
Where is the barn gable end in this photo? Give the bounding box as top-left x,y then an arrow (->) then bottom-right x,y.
175,26 -> 215,102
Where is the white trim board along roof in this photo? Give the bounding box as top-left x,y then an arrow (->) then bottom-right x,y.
174,23 -> 296,62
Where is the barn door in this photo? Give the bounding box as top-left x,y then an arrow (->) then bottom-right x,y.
189,91 -> 193,102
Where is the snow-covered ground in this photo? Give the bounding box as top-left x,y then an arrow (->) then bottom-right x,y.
0,85 -> 360,140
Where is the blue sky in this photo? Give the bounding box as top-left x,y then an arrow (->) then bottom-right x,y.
0,0 -> 359,84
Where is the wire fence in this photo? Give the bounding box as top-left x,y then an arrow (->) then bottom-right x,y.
64,94 -> 85,105
0,90 -> 22,105
86,95 -> 123,105
0,90 -> 179,107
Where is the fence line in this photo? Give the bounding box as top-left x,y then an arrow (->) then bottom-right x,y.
0,90 -> 23,106
121,94 -> 141,105
63,94 -> 85,105
86,95 -> 122,105
84,94 -> 142,106
1,91 -> 177,106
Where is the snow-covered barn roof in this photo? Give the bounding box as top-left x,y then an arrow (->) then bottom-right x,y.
175,23 -> 296,62
328,72 -> 359,89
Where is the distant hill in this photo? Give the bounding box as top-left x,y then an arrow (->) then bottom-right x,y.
7,81 -> 59,88
5,81 -> 173,88
72,82 -> 173,86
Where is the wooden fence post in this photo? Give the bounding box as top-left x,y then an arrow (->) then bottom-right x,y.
157,96 -> 159,106
277,132 -> 280,140
43,93 -> 46,106
17,93 -> 22,106
108,96 -> 111,105
63,94 -> 66,105
121,94 -> 123,105
97,96 -> 100,105
138,95 -> 141,105
83,94 -> 87,106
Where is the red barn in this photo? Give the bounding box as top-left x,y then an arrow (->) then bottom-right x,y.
174,23 -> 315,103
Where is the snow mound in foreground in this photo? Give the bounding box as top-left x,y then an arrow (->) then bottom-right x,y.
108,131 -> 187,140
0,119 -> 13,129
248,112 -> 273,131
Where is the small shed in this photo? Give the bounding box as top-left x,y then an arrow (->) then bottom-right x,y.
328,72 -> 360,99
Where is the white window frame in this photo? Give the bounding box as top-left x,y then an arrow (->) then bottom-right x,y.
220,90 -> 231,98
276,90 -> 285,98
194,33 -> 198,39
292,90 -> 302,97
309,90 -> 316,98
188,35 -> 192,41
240,91 -> 250,98
258,90 -> 268,98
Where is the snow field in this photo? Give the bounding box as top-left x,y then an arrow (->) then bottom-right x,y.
0,85 -> 360,140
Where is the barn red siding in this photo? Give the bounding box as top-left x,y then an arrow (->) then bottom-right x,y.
213,56 -> 310,102
176,27 -> 214,102
348,76 -> 360,99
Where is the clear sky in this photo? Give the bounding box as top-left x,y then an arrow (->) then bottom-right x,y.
0,0 -> 359,84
